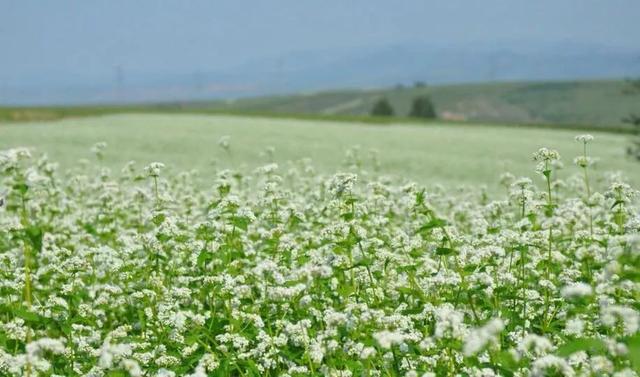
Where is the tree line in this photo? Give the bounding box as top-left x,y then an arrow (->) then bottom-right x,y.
370,95 -> 436,119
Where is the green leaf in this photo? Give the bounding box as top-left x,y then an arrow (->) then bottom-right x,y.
232,216 -> 249,231
344,197 -> 357,206
436,247 -> 456,256
106,371 -> 128,377
611,199 -> 625,209
419,218 -> 447,232
415,189 -> 426,206
25,225 -> 43,253
82,222 -> 97,236
340,212 -> 355,221
152,213 -> 166,226
497,350 -> 517,367
197,251 -> 212,268
627,334 -> 640,373
14,308 -> 43,323
556,338 -> 607,357
12,182 -> 29,195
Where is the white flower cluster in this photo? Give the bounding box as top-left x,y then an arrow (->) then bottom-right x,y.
0,139 -> 638,376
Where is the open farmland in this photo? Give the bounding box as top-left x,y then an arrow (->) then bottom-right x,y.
0,114 -> 639,189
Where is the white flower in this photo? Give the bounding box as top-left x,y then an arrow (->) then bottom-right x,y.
601,305 -> 640,335
144,162 -> 165,177
518,334 -> 554,358
463,318 -> 504,356
575,134 -> 594,143
328,173 -> 357,198
563,318 -> 585,337
434,305 -> 465,339
373,331 -> 405,349
533,148 -> 561,162
218,135 -> 231,150
91,142 -> 108,158
560,282 -> 593,299
531,355 -> 574,376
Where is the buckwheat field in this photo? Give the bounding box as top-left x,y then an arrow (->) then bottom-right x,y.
0,135 -> 639,377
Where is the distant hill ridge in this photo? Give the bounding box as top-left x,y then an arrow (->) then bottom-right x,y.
189,79 -> 640,128
1,80 -> 639,131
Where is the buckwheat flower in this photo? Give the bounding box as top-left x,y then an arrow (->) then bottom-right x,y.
560,282 -> 593,299
600,305 -> 639,335
613,369 -> 638,377
573,156 -> 597,168
0,147 -> 31,172
309,341 -> 325,364
91,141 -> 107,160
144,161 -> 165,178
360,347 -> 377,360
200,354 -> 219,369
533,148 -> 561,163
218,135 -> 231,150
512,177 -> 533,189
26,338 -> 66,357
374,330 -> 405,349
156,355 -> 180,367
463,318 -> 505,356
3,318 -> 29,341
590,356 -> 614,374
256,163 -> 279,174
328,173 -> 357,198
531,355 -> 574,377
563,318 -> 585,337
157,369 -> 176,377
606,182 -> 638,202
99,341 -> 133,368
575,134 -> 594,143
605,339 -> 629,357
434,304 -> 465,339
533,148 -> 561,175
517,334 -> 554,358
499,172 -> 515,187
122,359 -> 143,377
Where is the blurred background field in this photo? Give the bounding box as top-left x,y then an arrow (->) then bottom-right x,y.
1,113 -> 637,189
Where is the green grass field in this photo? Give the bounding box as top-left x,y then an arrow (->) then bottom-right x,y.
1,113 -> 638,189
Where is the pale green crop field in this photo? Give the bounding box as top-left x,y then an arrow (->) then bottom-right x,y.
0,113 -> 638,189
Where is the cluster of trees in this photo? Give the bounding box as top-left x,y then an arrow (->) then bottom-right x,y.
370,95 -> 436,119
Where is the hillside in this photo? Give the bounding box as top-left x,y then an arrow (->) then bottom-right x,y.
195,80 -> 640,128
1,80 -> 639,131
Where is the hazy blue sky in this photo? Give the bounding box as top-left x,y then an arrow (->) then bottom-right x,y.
2,0 -> 640,86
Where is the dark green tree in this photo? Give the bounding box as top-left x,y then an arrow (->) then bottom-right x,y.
370,98 -> 394,117
409,95 -> 437,119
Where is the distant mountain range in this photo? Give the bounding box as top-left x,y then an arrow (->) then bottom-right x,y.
2,41 -> 640,105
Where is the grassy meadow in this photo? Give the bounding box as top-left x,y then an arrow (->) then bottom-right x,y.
1,113 -> 638,190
